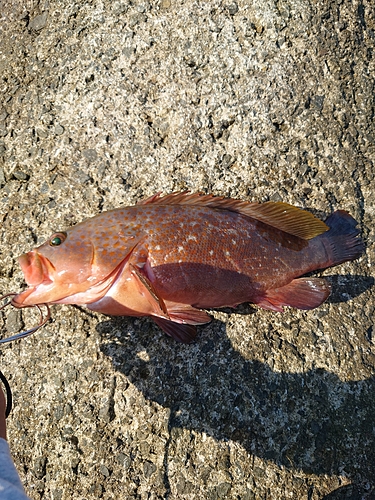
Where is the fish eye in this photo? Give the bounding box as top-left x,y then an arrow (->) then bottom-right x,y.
49,232 -> 67,247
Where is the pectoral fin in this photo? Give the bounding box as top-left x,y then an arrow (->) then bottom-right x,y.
130,264 -> 211,342
164,301 -> 211,324
257,278 -> 331,311
129,263 -> 169,317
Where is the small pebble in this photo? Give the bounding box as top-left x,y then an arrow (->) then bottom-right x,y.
29,12 -> 48,31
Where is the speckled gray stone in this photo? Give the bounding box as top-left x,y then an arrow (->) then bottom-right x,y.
29,12 -> 48,31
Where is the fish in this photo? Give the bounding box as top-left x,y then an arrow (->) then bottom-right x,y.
10,192 -> 365,343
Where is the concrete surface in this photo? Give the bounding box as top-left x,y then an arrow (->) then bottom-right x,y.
0,0 -> 374,498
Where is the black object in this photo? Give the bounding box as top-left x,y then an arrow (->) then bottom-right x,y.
0,370 -> 12,418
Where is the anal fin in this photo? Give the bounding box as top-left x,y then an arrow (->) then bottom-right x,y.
257,278 -> 331,311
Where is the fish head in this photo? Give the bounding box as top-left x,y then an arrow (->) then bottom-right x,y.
13,227 -> 96,307
12,214 -> 141,307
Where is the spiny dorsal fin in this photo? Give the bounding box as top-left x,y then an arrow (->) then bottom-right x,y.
139,191 -> 329,240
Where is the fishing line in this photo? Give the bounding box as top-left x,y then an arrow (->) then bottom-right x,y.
0,294 -> 51,344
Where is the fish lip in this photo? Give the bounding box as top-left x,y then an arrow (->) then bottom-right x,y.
12,251 -> 55,307
18,251 -> 55,287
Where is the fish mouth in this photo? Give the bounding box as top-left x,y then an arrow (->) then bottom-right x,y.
18,251 -> 55,286
12,252 -> 56,307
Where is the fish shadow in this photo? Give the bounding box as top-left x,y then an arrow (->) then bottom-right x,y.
324,274 -> 374,304
98,313 -> 375,499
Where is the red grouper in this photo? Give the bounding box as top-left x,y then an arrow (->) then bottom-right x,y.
11,192 -> 365,343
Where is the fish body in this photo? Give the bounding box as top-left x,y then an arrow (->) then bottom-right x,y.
12,193 -> 364,342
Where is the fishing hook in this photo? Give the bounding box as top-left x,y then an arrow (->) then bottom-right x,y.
0,293 -> 51,344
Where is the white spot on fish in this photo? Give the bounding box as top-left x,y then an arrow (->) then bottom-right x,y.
155,245 -> 161,251
178,246 -> 184,252
225,251 -> 231,257
231,239 -> 237,245
209,250 -> 214,256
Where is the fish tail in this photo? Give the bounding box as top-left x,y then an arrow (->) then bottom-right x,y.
321,210 -> 365,266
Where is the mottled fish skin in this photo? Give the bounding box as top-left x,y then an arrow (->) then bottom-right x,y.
144,205 -> 320,308
11,193 -> 365,343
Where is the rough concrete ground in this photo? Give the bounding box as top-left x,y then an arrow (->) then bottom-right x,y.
0,0 -> 374,498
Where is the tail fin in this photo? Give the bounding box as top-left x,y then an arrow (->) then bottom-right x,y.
322,210 -> 365,266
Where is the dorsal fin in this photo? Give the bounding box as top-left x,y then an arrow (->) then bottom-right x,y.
138,192 -> 329,240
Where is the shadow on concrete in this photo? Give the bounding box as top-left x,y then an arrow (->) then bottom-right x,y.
324,275 -> 374,304
98,274 -> 374,498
